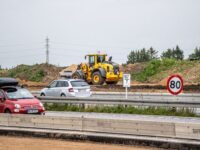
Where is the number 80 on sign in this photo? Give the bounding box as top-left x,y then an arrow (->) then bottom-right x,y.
167,75 -> 183,95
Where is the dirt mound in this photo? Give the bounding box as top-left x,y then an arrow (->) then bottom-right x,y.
1,60 -> 200,89
120,63 -> 147,74
157,62 -> 200,85
0,64 -> 64,85
40,64 -> 63,83
59,64 -> 77,76
17,78 -> 47,87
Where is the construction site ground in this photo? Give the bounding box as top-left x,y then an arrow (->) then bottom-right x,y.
1,62 -> 200,93
0,136 -> 158,150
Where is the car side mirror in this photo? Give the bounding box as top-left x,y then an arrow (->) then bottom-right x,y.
46,85 -> 50,88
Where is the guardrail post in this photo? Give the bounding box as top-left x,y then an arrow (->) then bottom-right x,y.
81,115 -> 84,131
80,103 -> 85,110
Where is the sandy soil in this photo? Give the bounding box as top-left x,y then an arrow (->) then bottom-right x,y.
0,136 -> 159,150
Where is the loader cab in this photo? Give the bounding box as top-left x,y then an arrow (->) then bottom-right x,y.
88,55 -> 95,67
97,55 -> 106,63
86,54 -> 107,67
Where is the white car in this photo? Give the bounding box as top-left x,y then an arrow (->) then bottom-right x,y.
40,79 -> 91,97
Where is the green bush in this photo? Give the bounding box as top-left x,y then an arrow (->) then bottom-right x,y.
4,65 -> 46,82
7,65 -> 30,78
44,103 -> 198,117
29,70 -> 45,82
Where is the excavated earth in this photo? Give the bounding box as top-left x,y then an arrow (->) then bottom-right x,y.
1,62 -> 200,92
0,136 -> 158,150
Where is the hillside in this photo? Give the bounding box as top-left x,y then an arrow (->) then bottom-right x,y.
0,64 -> 64,86
0,60 -> 199,87
127,59 -> 200,85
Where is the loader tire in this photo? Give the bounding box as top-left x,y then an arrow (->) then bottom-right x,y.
72,72 -> 81,79
92,72 -> 105,85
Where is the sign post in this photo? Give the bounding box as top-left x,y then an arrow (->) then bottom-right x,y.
123,74 -> 131,99
167,75 -> 183,95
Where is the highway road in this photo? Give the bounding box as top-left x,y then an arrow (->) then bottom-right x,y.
32,91 -> 200,115
37,92 -> 200,115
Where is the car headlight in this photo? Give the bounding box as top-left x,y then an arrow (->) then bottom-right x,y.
39,102 -> 43,107
15,104 -> 21,109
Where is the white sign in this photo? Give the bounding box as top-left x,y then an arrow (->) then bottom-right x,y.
167,75 -> 183,95
123,74 -> 131,88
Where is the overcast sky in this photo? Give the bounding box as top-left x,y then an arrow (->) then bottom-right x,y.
0,0 -> 200,68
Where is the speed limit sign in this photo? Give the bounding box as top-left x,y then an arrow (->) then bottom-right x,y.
167,75 -> 183,95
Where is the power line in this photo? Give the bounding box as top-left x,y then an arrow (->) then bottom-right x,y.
0,48 -> 44,53
0,42 -> 43,48
51,41 -> 134,50
0,53 -> 45,58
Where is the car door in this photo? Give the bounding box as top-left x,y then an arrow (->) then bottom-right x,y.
0,90 -> 5,113
54,81 -> 64,97
45,81 -> 58,96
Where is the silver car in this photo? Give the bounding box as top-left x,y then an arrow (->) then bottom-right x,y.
40,79 -> 91,97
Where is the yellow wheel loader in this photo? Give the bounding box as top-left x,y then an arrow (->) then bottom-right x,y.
72,54 -> 123,85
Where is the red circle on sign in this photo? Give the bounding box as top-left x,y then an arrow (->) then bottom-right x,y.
167,75 -> 183,95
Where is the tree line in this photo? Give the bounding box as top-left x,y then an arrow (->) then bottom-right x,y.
127,45 -> 200,64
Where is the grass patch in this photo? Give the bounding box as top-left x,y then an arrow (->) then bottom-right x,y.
0,64 -> 46,82
132,59 -> 176,82
29,69 -> 45,82
131,59 -> 200,83
44,103 -> 199,117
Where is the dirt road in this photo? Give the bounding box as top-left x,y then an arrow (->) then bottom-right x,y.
0,136 -> 159,150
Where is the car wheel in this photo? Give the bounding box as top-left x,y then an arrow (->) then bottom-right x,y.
61,93 -> 66,97
4,109 -> 11,114
40,93 -> 45,96
72,72 -> 82,79
40,112 -> 45,115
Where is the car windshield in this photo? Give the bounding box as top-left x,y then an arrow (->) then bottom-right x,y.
6,88 -> 34,99
71,81 -> 89,87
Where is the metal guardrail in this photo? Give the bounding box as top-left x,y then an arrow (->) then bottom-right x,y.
91,92 -> 200,101
38,94 -> 200,108
33,91 -> 200,99
32,91 -> 200,98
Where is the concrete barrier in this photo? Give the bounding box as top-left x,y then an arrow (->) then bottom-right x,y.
0,113 -> 200,143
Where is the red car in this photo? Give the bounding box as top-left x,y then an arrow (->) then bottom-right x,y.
0,78 -> 45,114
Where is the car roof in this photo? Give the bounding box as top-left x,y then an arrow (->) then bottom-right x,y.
54,79 -> 85,82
